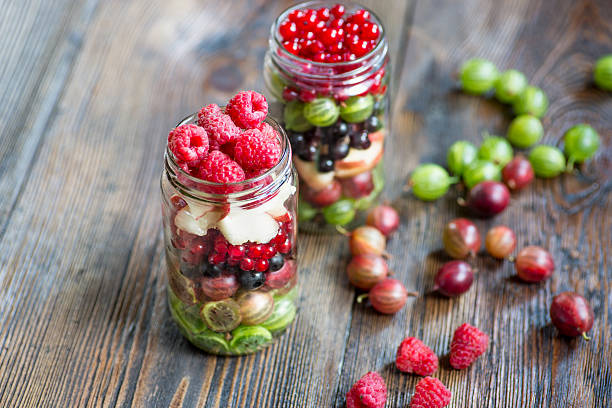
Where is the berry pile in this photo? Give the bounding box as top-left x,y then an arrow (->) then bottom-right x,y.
167,90 -> 281,185
164,91 -> 299,356
278,4 -> 382,63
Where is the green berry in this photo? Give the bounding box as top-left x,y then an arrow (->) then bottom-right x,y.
563,124 -> 600,165
322,199 -> 355,225
507,114 -> 544,148
513,86 -> 548,118
463,160 -> 501,188
340,94 -> 374,123
284,101 -> 313,132
409,164 -> 457,201
303,97 -> 340,127
447,141 -> 478,176
298,199 -> 317,223
478,135 -> 514,167
528,145 -> 566,178
229,326 -> 273,354
262,298 -> 297,335
594,55 -> 612,91
190,330 -> 231,354
494,69 -> 528,103
459,58 -> 499,94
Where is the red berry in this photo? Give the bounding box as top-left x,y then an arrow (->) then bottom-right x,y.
196,150 -> 245,184
330,4 -> 345,18
255,259 -> 269,272
208,251 -> 226,265
276,238 -> 291,254
170,194 -> 187,211
282,87 -> 299,102
349,38 -> 370,57
502,155 -> 534,190
346,254 -> 388,290
346,371 -> 386,408
326,53 -> 343,63
226,90 -> 268,129
297,10 -> 317,31
515,245 -> 555,282
168,124 -> 209,163
396,337 -> 439,376
316,7 -> 330,20
279,20 -> 298,40
314,20 -> 326,30
233,128 -> 281,172
449,323 -> 489,370
340,171 -> 374,199
360,22 -> 380,40
442,218 -> 481,259
247,244 -> 264,259
366,205 -> 400,237
240,257 -> 254,271
550,292 -> 594,339
344,22 -> 361,35
201,112 -> 242,147
199,274 -> 239,301
283,40 -> 300,55
303,31 -> 316,40
362,278 -> 415,314
328,41 -> 344,54
329,17 -> 344,28
409,377 -> 451,408
196,103 -> 222,127
288,9 -> 304,22
265,259 -> 295,289
299,88 -> 317,102
312,52 -> 326,62
465,181 -> 510,217
350,9 -> 371,23
273,230 -> 287,245
303,180 -> 342,207
319,28 -> 339,46
228,245 -> 245,259
263,245 -> 277,259
433,261 -> 474,297
213,238 -> 228,255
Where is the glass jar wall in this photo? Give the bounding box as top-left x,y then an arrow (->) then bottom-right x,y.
161,114 -> 298,355
264,1 -> 390,229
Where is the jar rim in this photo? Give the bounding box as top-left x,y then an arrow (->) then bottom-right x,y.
165,112 -> 292,203
269,0 -> 388,73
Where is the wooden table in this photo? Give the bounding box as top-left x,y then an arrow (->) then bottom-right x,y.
1,0 -> 610,406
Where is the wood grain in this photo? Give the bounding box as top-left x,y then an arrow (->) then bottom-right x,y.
0,0 -> 610,407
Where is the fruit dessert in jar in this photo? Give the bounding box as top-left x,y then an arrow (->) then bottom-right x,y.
161,91 -> 298,355
264,2 -> 390,229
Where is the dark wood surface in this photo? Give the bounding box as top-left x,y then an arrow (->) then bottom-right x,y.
0,0 -> 610,406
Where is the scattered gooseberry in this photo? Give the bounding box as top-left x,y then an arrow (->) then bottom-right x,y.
447,140 -> 478,176
594,54 -> 612,91
563,124 -> 600,167
528,145 -> 566,178
340,225 -> 387,257
463,181 -> 510,217
463,160 -> 501,189
478,135 -> 514,167
442,218 -> 481,259
513,85 -> 548,118
408,163 -> 458,201
357,278 -> 418,314
515,245 -> 554,282
366,204 -> 400,237
502,155 -> 534,190
494,69 -> 527,103
507,114 -> 543,148
459,58 -> 499,94
433,260 -> 474,297
346,254 -> 389,290
485,225 -> 516,259
550,291 -> 594,340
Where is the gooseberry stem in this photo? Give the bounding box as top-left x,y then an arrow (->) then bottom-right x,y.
356,294 -> 369,303
582,332 -> 591,341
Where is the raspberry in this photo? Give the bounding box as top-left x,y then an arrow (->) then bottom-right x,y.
257,122 -> 278,141
346,371 -> 386,408
168,124 -> 209,162
226,91 -> 268,129
197,150 -> 245,184
197,103 -> 222,126
409,377 -> 451,408
449,323 -> 489,370
202,112 -> 241,147
233,128 -> 281,171
396,337 -> 439,376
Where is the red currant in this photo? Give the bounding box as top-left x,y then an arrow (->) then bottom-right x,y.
208,251 -> 226,265
298,10 -> 318,31
313,52 -> 326,62
283,40 -> 300,55
263,245 -> 277,259
288,10 -> 304,22
214,239 -> 228,255
360,22 -> 380,40
306,40 -> 324,55
350,9 -> 371,23
329,18 -> 344,29
279,20 -> 298,40
303,31 -> 316,40
315,20 -> 326,30
255,259 -> 269,272
331,4 -> 345,18
170,195 -> 187,210
190,243 -> 207,256
277,239 -> 291,254
326,53 -> 343,63
240,257 -> 254,271
273,230 -> 288,245
319,28 -> 338,46
299,88 -> 317,102
317,7 -> 331,21
344,22 -> 361,35
282,87 -> 299,101
228,245 -> 245,259
328,41 -> 344,53
248,244 -> 264,259
349,39 -> 370,56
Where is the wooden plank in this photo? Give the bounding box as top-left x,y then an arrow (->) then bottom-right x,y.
338,0 -> 612,407
0,0 -> 99,234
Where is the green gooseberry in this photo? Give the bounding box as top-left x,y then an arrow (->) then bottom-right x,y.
303,97 -> 340,127
513,86 -> 548,118
563,124 -> 600,166
459,58 -> 499,94
322,199 -> 355,226
478,135 -> 514,167
463,160 -> 501,188
594,55 -> 612,91
340,94 -> 374,123
283,101 -> 313,132
409,164 -> 458,201
494,69 -> 528,103
298,199 -> 317,223
507,114 -> 544,148
447,140 -> 478,176
528,145 -> 566,178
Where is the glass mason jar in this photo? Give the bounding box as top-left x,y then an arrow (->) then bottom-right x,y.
161,113 -> 298,356
264,1 -> 390,230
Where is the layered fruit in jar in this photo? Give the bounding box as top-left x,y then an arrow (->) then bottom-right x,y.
264,2 -> 390,228
161,91 -> 298,355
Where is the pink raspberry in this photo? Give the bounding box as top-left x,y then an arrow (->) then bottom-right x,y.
167,124 -> 209,162
346,371 -> 386,408
226,91 -> 268,129
202,112 -> 242,147
233,128 -> 281,171
409,377 -> 451,408
257,121 -> 278,140
197,103 -> 222,126
396,337 -> 439,376
449,323 -> 489,370
196,150 -> 245,184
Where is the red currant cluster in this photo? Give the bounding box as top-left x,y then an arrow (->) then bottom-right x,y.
279,4 -> 381,63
